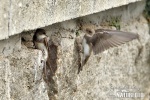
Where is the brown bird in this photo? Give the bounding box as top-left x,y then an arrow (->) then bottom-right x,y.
78,28 -> 138,73
33,28 -> 49,61
33,28 -> 50,79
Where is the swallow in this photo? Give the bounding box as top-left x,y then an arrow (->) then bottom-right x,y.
33,28 -> 51,80
78,27 -> 138,73
33,28 -> 49,61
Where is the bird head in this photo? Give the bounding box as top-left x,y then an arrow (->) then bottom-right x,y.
34,28 -> 47,41
79,24 -> 96,37
85,28 -> 95,37
35,28 -> 46,36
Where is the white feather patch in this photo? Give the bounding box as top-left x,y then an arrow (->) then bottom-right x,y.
83,38 -> 90,56
37,43 -> 48,60
38,34 -> 47,40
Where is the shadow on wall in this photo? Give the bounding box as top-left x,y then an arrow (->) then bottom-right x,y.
144,0 -> 150,33
144,3 -> 150,97
144,0 -> 150,66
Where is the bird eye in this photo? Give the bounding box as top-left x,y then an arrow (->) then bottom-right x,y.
86,29 -> 93,35
88,30 -> 92,33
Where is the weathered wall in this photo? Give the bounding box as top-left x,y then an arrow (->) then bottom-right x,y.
0,45 -> 49,100
0,35 -> 21,56
0,56 -> 10,100
0,0 -> 150,100
0,0 -> 9,39
0,0 -> 142,40
22,1 -> 150,100
53,2 -> 150,100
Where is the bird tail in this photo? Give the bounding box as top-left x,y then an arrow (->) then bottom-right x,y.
78,55 -> 90,74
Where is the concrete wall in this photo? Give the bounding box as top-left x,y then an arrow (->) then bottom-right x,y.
0,1 -> 9,39
22,1 -> 149,100
0,0 -> 142,40
0,46 -> 49,100
0,0 -> 150,100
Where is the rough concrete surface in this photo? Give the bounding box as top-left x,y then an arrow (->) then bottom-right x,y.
8,46 -> 49,100
0,34 -> 21,56
21,1 -> 150,100
0,0 -> 150,100
55,20 -> 149,99
0,0 -> 142,40
0,0 -> 9,39
0,56 -> 10,100
0,46 -> 49,100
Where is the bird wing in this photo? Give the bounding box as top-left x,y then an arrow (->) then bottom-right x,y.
33,34 -> 37,48
43,36 -> 49,50
91,29 -> 138,54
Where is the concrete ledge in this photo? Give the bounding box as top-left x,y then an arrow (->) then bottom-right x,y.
0,35 -> 21,56
0,1 -> 9,39
0,0 -> 142,40
0,1 -> 149,99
